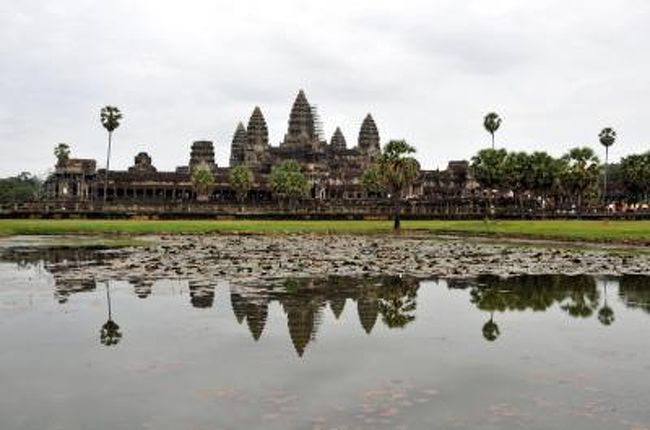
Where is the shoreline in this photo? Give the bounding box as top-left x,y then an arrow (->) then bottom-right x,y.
0,219 -> 649,246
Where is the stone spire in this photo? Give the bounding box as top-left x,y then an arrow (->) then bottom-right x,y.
287,89 -> 316,141
330,127 -> 347,150
229,122 -> 247,167
358,114 -> 380,156
242,106 -> 269,167
247,106 -> 269,150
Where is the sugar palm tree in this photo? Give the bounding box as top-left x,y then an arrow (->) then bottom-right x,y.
228,165 -> 254,204
191,162 -> 215,202
362,140 -> 420,231
599,127 -> 616,203
483,112 -> 502,149
100,106 -> 123,202
53,143 -> 71,167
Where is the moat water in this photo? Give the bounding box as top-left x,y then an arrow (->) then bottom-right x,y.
0,248 -> 649,429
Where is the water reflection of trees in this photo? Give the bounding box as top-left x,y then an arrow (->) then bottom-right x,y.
19,251 -> 650,353
619,275 -> 650,314
230,276 -> 421,357
100,283 -> 122,346
449,275 -> 604,341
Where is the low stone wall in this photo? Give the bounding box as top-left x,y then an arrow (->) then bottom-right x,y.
2,199 -> 649,220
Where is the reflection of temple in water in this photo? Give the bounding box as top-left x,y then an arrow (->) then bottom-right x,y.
131,279 -> 153,299
189,282 -> 216,309
54,279 -> 97,303
230,276 -> 420,356
6,245 -> 649,355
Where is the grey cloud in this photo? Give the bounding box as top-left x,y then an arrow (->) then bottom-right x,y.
0,0 -> 649,176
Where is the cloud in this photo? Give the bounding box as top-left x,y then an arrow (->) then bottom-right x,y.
0,0 -> 649,176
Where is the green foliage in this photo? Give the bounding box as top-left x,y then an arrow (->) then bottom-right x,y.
53,143 -> 71,166
362,140 -> 420,230
471,148 -> 508,190
100,319 -> 122,346
483,112 -> 502,148
269,160 -> 310,202
361,165 -> 384,193
364,140 -> 420,196
620,151 -> 650,202
528,151 -> 564,197
0,172 -> 42,203
191,162 -> 215,197
228,165 -> 254,202
100,106 -> 122,132
503,151 -> 532,194
599,127 -> 616,148
560,147 -> 601,207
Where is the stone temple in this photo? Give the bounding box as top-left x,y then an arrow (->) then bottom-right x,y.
44,90 -> 473,207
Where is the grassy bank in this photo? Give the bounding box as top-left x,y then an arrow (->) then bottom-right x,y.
0,219 -> 649,243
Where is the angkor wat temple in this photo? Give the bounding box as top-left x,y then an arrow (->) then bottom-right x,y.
43,90 -> 475,213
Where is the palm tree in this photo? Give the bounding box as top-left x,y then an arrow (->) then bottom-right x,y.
470,148 -> 508,218
599,127 -> 616,204
228,165 -> 254,204
100,106 -> 123,202
620,151 -> 650,203
269,160 -> 310,209
191,162 -> 215,202
560,147 -> 601,210
368,140 -> 420,231
483,112 -> 502,149
53,143 -> 71,167
528,151 -> 563,210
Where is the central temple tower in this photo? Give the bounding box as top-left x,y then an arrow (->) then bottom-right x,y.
281,90 -> 323,151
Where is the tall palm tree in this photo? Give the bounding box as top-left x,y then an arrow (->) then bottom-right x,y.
598,127 -> 616,203
53,143 -> 71,167
100,106 -> 123,202
191,162 -> 215,202
483,112 -> 502,149
377,140 -> 420,231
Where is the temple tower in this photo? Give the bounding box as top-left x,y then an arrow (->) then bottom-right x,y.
229,122 -> 247,167
189,141 -> 217,171
243,106 -> 269,167
358,114 -> 380,157
330,127 -> 347,151
282,90 -> 321,150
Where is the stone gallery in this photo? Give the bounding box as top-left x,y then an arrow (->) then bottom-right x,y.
44,90 -> 471,204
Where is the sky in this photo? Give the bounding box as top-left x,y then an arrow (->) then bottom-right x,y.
1,0 -> 649,177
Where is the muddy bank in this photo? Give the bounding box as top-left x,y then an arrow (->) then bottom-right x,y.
3,234 -> 648,286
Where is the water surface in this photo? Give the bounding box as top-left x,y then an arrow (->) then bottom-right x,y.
0,248 -> 649,429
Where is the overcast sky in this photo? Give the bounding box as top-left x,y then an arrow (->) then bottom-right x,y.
1,0 -> 648,177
